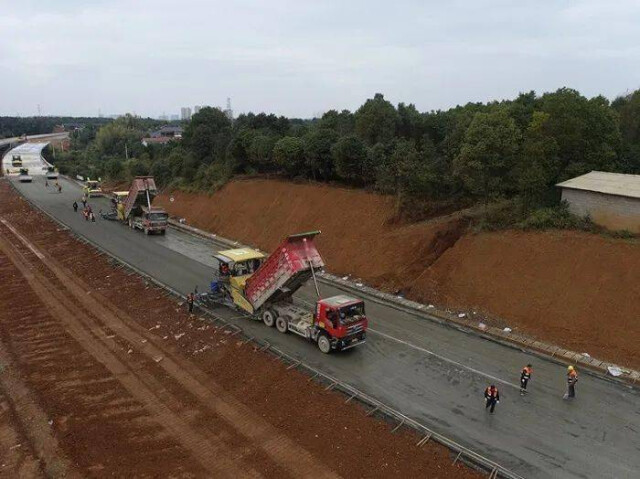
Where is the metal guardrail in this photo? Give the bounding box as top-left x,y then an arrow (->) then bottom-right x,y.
6,178 -> 525,479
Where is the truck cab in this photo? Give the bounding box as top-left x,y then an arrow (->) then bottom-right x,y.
134,206 -> 168,235
315,295 -> 368,352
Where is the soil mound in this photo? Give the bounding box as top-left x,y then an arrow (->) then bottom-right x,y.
157,178 -> 640,368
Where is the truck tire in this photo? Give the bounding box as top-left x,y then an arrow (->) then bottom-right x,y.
317,334 -> 332,354
262,310 -> 276,327
275,316 -> 288,334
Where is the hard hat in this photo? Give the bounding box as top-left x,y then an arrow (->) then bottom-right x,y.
567,365 -> 574,372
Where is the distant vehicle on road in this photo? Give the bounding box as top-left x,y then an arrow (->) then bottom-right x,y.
83,178 -> 103,197
11,155 -> 22,167
115,177 -> 168,235
45,166 -> 59,180
18,168 -> 32,183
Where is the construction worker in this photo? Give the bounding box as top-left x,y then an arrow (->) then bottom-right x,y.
564,366 -> 578,400
45,179 -> 49,187
520,364 -> 533,395
187,293 -> 195,314
72,201 -> 78,212
484,385 -> 500,413
81,195 -> 87,208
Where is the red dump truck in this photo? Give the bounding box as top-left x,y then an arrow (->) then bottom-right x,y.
116,176 -> 168,235
211,231 -> 367,353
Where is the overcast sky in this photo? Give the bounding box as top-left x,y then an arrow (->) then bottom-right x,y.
1,0 -> 639,118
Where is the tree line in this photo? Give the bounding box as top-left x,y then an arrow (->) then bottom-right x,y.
51,88 -> 640,228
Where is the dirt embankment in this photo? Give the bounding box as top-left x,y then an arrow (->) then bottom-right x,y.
416,231 -> 640,369
0,180 -> 479,478
157,178 -> 640,369
156,179 -> 467,293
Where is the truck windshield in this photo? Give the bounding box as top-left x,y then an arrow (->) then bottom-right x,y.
149,213 -> 168,221
339,302 -> 365,323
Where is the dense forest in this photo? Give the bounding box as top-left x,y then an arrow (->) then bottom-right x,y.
0,116 -> 113,138
48,88 -> 640,231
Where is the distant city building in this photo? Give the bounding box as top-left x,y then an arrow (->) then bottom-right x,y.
158,113 -> 168,121
181,107 -> 192,120
194,105 -> 201,114
170,114 -> 179,121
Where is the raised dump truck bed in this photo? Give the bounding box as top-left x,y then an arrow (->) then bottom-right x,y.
244,231 -> 324,311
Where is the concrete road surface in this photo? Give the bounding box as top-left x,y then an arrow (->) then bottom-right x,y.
8,172 -> 640,479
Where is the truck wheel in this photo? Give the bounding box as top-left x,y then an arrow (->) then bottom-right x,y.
317,335 -> 332,354
275,316 -> 288,334
262,310 -> 276,327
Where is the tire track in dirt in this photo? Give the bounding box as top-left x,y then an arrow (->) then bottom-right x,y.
0,229 -> 263,478
0,218 -> 339,479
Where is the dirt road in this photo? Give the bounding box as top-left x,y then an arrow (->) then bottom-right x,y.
0,181 -> 479,477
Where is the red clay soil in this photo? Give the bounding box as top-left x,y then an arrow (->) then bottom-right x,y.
415,230 -> 640,369
0,180 -> 480,478
157,178 -> 640,369
156,179 -> 465,293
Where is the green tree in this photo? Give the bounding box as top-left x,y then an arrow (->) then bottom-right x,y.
516,112 -> 558,211
183,107 -> 232,163
247,134 -> 277,171
105,158 -> 124,180
354,93 -> 398,145
150,158 -> 172,187
538,88 -> 620,180
318,109 -> 354,136
303,128 -> 338,180
273,136 -> 306,177
454,109 -> 521,203
331,135 -> 368,183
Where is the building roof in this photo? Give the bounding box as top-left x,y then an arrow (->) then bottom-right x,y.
215,248 -> 265,263
142,136 -> 174,144
556,171 -> 640,200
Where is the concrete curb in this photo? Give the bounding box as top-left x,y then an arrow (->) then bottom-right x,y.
167,218 -> 640,389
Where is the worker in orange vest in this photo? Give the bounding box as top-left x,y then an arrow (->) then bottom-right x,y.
520,364 -> 533,395
484,385 -> 500,413
564,366 -> 578,400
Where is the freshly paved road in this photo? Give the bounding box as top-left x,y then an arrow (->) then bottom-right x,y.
2,142 -> 53,175
7,168 -> 640,479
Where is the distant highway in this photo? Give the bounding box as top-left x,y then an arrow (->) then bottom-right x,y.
0,132 -> 68,148
2,142 -> 54,176
7,143 -> 640,479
